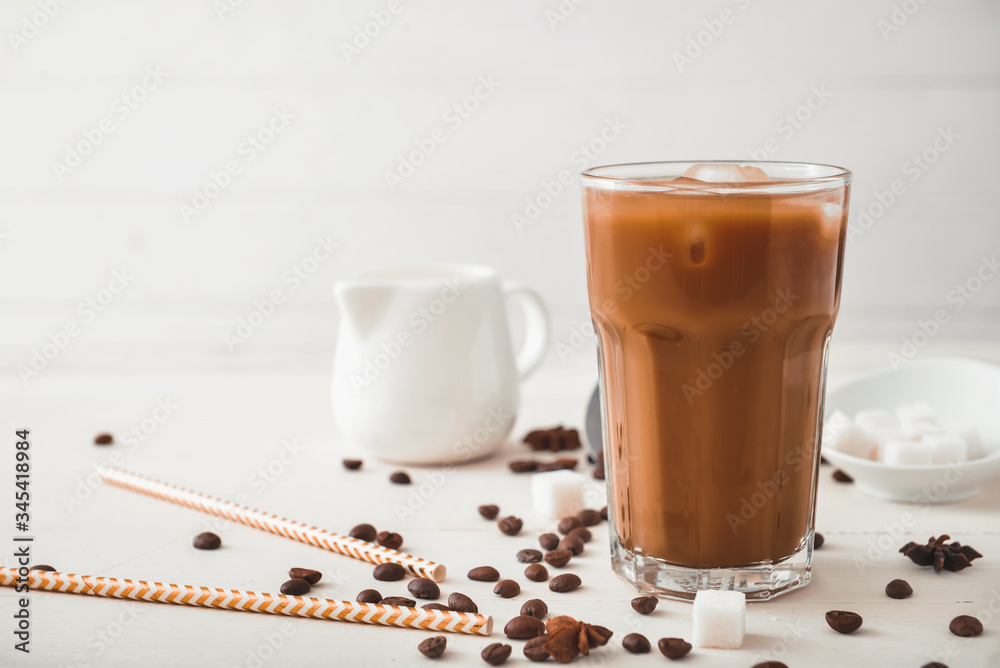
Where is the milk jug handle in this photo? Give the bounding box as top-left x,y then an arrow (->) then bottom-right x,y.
501,281 -> 550,379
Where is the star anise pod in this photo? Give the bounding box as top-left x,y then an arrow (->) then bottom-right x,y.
900,535 -> 983,573
524,426 -> 581,452
542,615 -> 613,663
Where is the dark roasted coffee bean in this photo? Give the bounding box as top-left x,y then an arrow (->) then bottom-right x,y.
543,549 -> 572,568
31,564 -> 55,572
509,460 -> 538,473
576,509 -> 601,527
381,596 -> 416,607
520,598 -> 548,619
518,549 -> 543,563
504,614 -> 546,639
600,506 -> 607,520
523,635 -> 549,661
389,471 -> 411,484
832,468 -> 854,483
498,516 -> 523,536
342,458 -> 363,470
422,602 -> 452,611
479,504 -> 500,519
814,532 -> 825,549
548,573 -> 581,593
94,433 -> 114,445
920,664 -> 948,668
568,527 -> 592,543
557,535 -> 584,556
192,532 -> 221,550
408,578 -> 440,600
657,637 -> 692,659
592,463 -> 605,480
289,568 -> 322,584
557,517 -> 583,535
373,562 -> 405,581
539,533 -> 559,550
349,523 -> 378,542
820,455 -> 830,465
622,633 -> 651,654
556,457 -> 577,469
885,578 -> 913,599
949,615 -> 983,637
280,578 -> 310,595
448,592 -> 478,613
418,635 -> 447,659
481,642 -> 513,665
631,595 -> 658,614
825,610 -> 863,634
494,579 -> 520,598
376,531 -> 403,550
468,566 -> 501,581
524,563 -> 549,582
356,589 -> 381,603
752,662 -> 790,668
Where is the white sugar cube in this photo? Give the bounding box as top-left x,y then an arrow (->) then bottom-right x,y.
955,424 -> 985,460
531,470 -> 586,519
922,433 -> 968,465
824,423 -> 878,459
855,409 -> 898,433
693,590 -> 746,649
895,401 -> 937,428
880,439 -> 934,466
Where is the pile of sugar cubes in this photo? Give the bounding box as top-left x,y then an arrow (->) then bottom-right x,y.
823,401 -> 985,466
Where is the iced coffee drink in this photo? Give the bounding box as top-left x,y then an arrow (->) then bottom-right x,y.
581,161 -> 851,600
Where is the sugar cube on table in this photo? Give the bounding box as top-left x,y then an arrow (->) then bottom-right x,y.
531,470 -> 586,519
855,409 -> 898,433
922,433 -> 968,465
880,439 -> 934,466
692,590 -> 746,649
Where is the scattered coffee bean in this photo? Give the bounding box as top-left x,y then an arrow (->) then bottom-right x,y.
631,595 -> 657,614
518,549 -> 543,563
289,568 -> 322,584
558,535 -> 584,556
523,635 -> 550,662
342,458 -> 363,470
520,599 -> 548,619
657,637 -> 692,659
549,573 -> 581,593
885,578 -> 913,599
825,610 -> 863,634
504,614 -> 546,639
592,463 -> 605,480
752,662 -> 790,668
820,455 -> 830,465
537,459 -> 577,473
949,615 -> 983,637
539,533 -> 560,550
422,603 -> 452,611
509,460 -> 538,473
356,589 -> 382,603
557,517 -> 583,535
192,532 -> 221,550
31,565 -> 55,572
448,592 -> 479,613
468,566 -> 501,582
568,527 -> 592,543
814,532 -> 825,549
94,433 -> 114,445
576,509 -> 601,527
543,549 -> 572,568
373,563 -> 405,581
494,579 -> 520,598
524,563 -> 549,582
377,531 -> 404,550
832,469 -> 854,483
479,504 -> 500,519
389,471 -> 411,484
349,523 -> 378,542
622,633 -> 651,654
481,642 -> 513,665
381,596 -> 416,607
498,516 -> 523,536
920,663 -> 949,668
280,578 -> 311,596
600,506 -> 607,520
408,578 -> 441,600
418,635 -> 447,659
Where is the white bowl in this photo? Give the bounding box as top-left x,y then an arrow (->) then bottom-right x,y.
823,357 -> 1000,503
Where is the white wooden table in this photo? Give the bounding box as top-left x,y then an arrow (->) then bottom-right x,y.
2,349 -> 998,667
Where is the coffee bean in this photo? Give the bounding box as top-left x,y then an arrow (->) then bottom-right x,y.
622,633 -> 651,654
498,516 -> 523,536
192,532 -> 221,550
520,598 -> 548,619
408,578 -> 441,600
548,573 -> 581,593
592,463 -> 605,480
523,635 -> 549,661
479,504 -> 500,519
468,566 -> 501,582
600,506 -> 607,520
289,568 -> 322,585
524,563 -> 549,582
949,615 -> 983,637
657,637 -> 692,659
509,460 -> 538,473
543,549 -> 572,568
381,596 -> 416,607
885,578 -> 913,599
390,471 -> 411,484
557,535 -> 584,556
342,458 -> 363,470
377,531 -> 404,550
448,592 -> 478,613
418,635 -> 447,659
568,527 -> 592,543
631,595 -> 658,614
920,663 -> 949,668
94,433 -> 114,445
518,549 -> 543,563
536,462 -> 566,472
31,564 -> 55,572
557,517 -> 583,535
280,578 -> 311,595
356,589 -> 381,603
494,579 -> 520,598
832,468 -> 854,483
752,662 -> 790,668
349,523 -> 378,542
539,533 -> 559,550
504,614 -> 546,639
373,563 -> 405,581
481,642 -> 512,665
576,509 -> 601,527
422,603 -> 452,611
825,610 -> 863,634
814,532 -> 825,549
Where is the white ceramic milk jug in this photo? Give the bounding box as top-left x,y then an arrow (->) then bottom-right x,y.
332,264 -> 549,464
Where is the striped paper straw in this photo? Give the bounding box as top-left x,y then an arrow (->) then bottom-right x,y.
0,568 -> 491,636
97,467 -> 446,582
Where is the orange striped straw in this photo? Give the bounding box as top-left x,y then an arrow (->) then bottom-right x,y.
97,467 -> 446,582
0,568 -> 491,635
